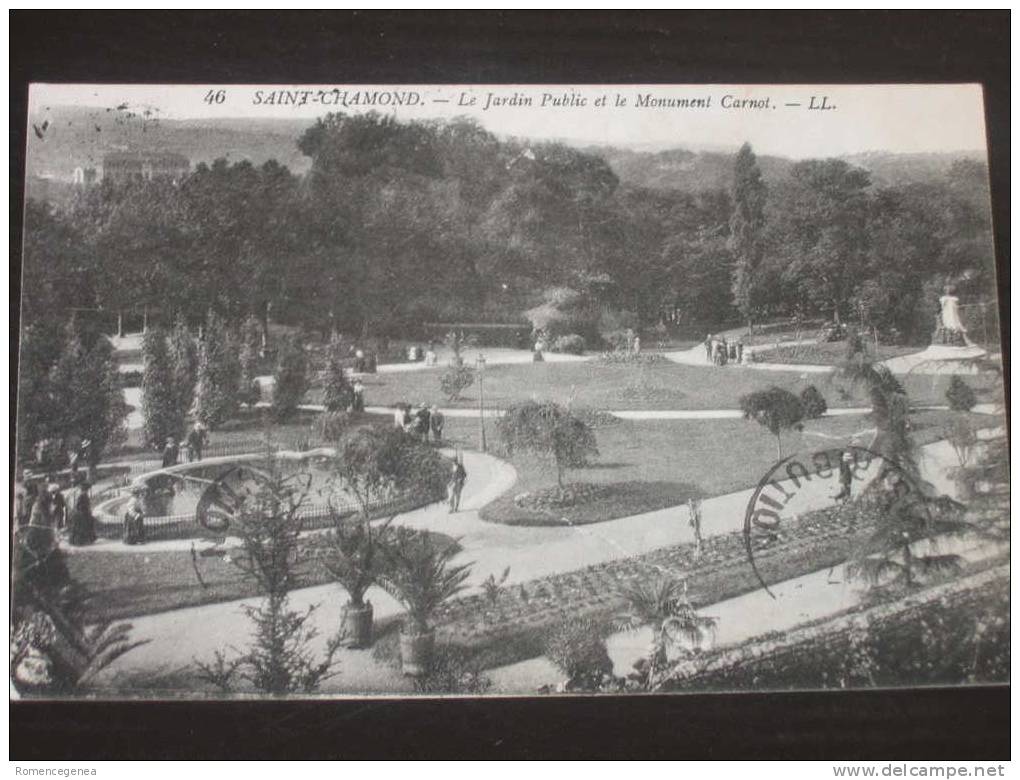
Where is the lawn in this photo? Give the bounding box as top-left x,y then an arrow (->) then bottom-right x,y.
316,359 -> 1003,413
68,528 -> 459,622
456,409 -> 992,527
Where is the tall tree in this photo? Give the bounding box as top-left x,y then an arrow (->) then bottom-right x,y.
777,159 -> 872,323
45,324 -> 129,475
195,311 -> 240,429
729,143 -> 767,331
141,325 -> 180,450
237,315 -> 263,407
168,314 -> 198,428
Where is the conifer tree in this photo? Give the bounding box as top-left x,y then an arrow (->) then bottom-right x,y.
168,314 -> 198,426
141,325 -> 180,449
238,315 -> 263,407
272,336 -> 309,422
730,143 -> 767,332
195,311 -> 240,428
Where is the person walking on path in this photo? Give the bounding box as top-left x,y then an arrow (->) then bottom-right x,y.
632,334 -> 641,354
67,474 -> 97,546
704,334 -> 713,362
430,405 -> 445,443
352,378 -> 365,412
833,451 -> 854,504
448,454 -> 467,512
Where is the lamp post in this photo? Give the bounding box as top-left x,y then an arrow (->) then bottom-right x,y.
476,353 -> 487,452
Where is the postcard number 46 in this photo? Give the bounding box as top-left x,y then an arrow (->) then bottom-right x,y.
204,89 -> 227,105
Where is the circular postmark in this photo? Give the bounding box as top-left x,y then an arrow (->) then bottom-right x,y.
742,445 -> 932,597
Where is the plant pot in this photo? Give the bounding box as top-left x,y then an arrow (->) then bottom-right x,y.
341,602 -> 373,648
399,627 -> 435,676
954,475 -> 974,503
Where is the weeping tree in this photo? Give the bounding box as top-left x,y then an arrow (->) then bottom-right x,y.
497,400 -> 598,488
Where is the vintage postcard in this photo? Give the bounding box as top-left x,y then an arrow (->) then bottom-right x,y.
13,83 -> 1007,698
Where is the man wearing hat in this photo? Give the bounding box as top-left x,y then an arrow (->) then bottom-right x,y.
162,437 -> 179,469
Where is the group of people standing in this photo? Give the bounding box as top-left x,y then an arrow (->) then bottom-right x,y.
16,471 -> 97,550
161,422 -> 209,468
394,402 -> 446,443
704,334 -> 744,366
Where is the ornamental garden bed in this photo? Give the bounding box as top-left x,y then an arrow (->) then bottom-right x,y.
431,498 -> 890,670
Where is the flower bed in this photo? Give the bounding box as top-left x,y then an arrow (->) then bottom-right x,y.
435,499 -> 891,669
512,482 -> 616,512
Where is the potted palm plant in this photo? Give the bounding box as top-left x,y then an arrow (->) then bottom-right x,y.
318,513 -> 392,648
322,426 -> 450,648
379,526 -> 471,676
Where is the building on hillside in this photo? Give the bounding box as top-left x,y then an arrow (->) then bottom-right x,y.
101,151 -> 190,184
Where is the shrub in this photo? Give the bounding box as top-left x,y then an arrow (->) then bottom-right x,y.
272,337 -> 309,422
322,352 -> 354,413
544,617 -> 613,692
597,308 -> 638,346
317,410 -> 351,443
799,385 -> 828,419
945,376 -> 977,412
602,329 -> 634,352
439,364 -> 475,401
524,287 -> 598,341
551,334 -> 586,355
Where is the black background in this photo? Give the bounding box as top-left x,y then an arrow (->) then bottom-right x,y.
10,10 -> 1010,761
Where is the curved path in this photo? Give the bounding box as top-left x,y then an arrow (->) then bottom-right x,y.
92,424 -> 993,693
663,338 -> 998,377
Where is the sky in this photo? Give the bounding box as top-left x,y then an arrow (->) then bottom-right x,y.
29,83 -> 988,159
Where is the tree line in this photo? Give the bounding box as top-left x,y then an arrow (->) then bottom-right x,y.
25,114 -> 995,347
